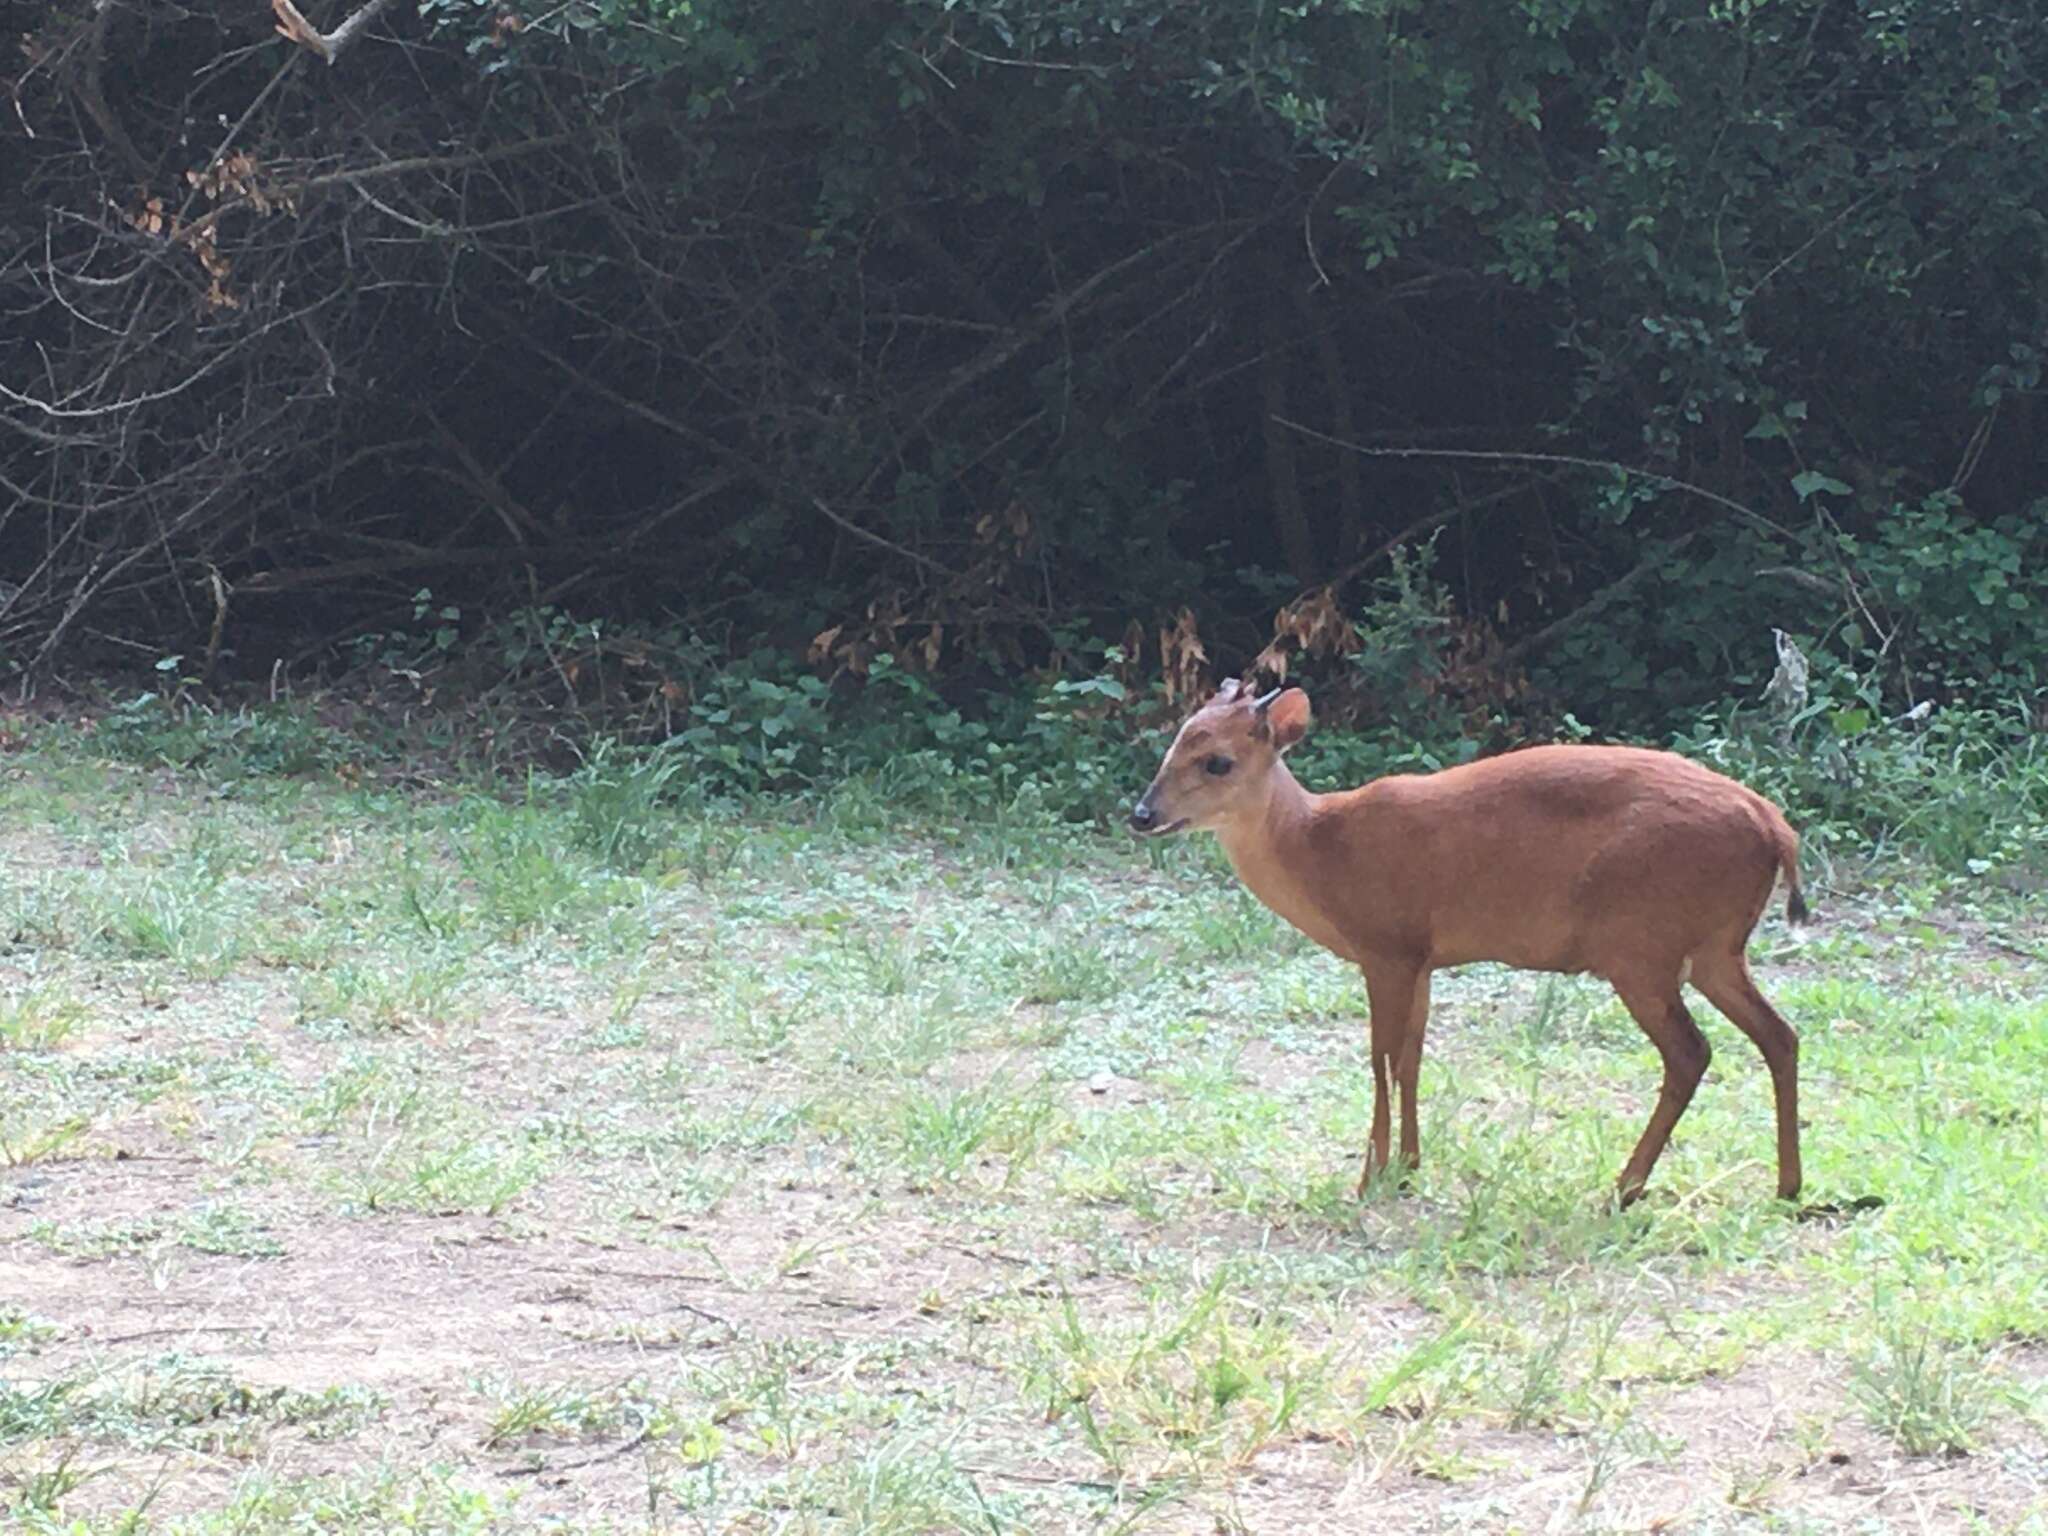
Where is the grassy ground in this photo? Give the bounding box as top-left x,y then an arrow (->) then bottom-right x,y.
2,731 -> 2045,1533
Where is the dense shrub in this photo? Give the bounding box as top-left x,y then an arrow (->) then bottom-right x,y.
3,0 -> 2042,734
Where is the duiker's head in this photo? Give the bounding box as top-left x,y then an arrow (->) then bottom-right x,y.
1129,679 -> 1312,836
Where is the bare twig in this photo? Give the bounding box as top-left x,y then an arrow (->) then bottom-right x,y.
1743,191 -> 1878,301
176,134 -> 585,246
499,1428 -> 652,1477
200,566 -> 230,684
1947,405 -> 1998,494
92,1324 -> 265,1347
812,498 -> 962,584
1273,416 -> 1794,542
901,224 -> 1248,443
67,0 -> 151,185
945,36 -> 1111,74
1755,565 -> 1841,597
1281,474 -> 1562,606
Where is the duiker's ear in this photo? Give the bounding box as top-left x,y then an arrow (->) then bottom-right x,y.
1266,688 -> 1312,751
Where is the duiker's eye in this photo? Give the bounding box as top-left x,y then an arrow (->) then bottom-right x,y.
1204,755 -> 1233,777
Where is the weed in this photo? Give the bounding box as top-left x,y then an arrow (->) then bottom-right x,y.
1174,886 -> 1296,963
1015,1273 -> 1337,1473
761,1431 -> 1022,1533
845,928 -> 920,998
1491,1293 -> 1629,1431
1001,913 -> 1143,1006
298,1051 -> 430,1134
454,798 -> 615,937
830,987 -> 971,1077
1358,1323 -> 1474,1420
2,1358 -> 381,1454
6,1442 -> 98,1517
0,1114 -> 92,1168
392,847 -> 465,942
0,985 -> 87,1050
0,1308 -> 58,1359
565,737 -> 687,870
56,1465 -> 512,1533
181,1203 -> 285,1258
1850,1322 -> 1995,1456
294,960 -> 469,1037
349,1128 -> 551,1216
884,1077 -> 1057,1186
1678,698 -> 2048,876
476,1378 -> 621,1448
99,875 -> 237,972
708,969 -> 805,1058
591,971 -> 652,1047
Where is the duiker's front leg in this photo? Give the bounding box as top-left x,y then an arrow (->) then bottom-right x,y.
1356,961 -> 1421,1197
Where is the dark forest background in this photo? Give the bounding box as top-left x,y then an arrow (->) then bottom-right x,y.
3,0 -> 2044,749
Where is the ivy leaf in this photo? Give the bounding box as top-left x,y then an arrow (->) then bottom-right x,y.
1791,471 -> 1852,501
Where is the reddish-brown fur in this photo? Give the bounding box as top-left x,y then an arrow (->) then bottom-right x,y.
1131,679 -> 1807,1205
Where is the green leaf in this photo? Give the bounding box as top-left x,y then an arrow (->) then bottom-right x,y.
1791,471 -> 1852,501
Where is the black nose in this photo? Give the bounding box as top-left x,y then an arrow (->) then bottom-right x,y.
1128,801 -> 1156,832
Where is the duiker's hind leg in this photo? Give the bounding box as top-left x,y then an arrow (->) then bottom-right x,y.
1691,950 -> 1802,1200
1393,970 -> 1433,1176
1611,973 -> 1711,1206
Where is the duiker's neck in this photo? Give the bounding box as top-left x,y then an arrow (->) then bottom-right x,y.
1221,756 -> 1316,842
1214,761 -> 1355,955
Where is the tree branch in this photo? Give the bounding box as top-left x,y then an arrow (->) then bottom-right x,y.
270,0 -> 404,65
1500,531 -> 1701,666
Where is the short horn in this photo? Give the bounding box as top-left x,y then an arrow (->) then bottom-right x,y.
1252,686 -> 1283,711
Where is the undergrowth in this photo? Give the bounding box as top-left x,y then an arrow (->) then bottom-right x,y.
40,642 -> 2048,888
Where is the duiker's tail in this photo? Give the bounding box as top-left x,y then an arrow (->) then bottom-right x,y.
1773,815 -> 1810,926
